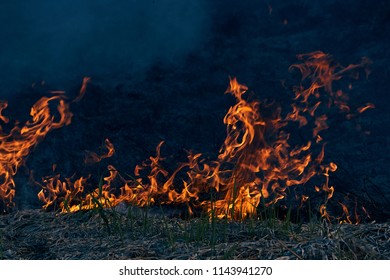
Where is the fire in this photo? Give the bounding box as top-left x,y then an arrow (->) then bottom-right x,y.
38,139 -> 118,213
73,77 -> 91,103
84,138 -> 115,164
357,103 -> 375,114
0,93 -> 73,211
3,52 -> 371,222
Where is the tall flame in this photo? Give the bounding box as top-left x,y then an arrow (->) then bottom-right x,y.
36,52 -> 372,222
0,94 -> 72,211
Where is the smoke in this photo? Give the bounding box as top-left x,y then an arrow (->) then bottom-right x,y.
0,0 -> 211,95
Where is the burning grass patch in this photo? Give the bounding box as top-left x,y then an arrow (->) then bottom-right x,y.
25,52 -> 375,223
0,51 -> 386,260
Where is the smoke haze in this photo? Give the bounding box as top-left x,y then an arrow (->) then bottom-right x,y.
0,0 -> 210,95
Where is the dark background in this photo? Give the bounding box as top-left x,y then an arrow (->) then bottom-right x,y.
1,0 -> 389,220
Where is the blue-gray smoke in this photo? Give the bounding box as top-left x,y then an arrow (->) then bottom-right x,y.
0,0 -> 210,95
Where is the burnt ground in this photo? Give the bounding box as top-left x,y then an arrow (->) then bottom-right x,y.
0,0 -> 389,259
0,209 -> 389,260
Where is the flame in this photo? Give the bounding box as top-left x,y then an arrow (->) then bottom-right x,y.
84,138 -> 115,164
0,101 -> 10,125
35,52 -> 372,222
38,165 -> 122,213
0,94 -> 73,210
338,202 -> 352,224
357,103 -> 375,114
73,77 -> 91,103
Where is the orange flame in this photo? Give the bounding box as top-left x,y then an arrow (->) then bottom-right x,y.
1,94 -> 72,210
36,52 -> 372,222
84,138 -> 115,164
357,103 -> 375,114
73,77 -> 91,103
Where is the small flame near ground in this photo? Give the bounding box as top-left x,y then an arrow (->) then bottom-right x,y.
1,52 -> 374,222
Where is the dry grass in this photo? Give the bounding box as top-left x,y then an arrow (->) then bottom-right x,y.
0,208 -> 388,260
